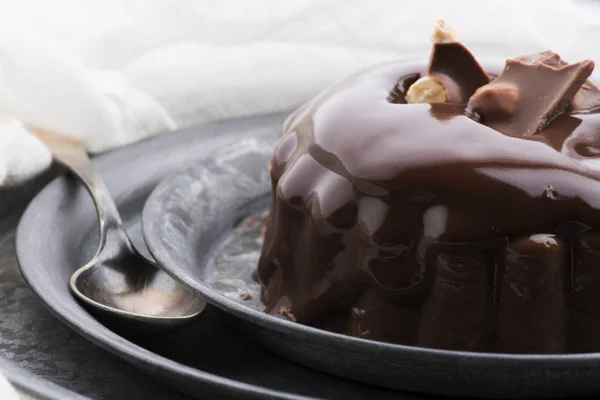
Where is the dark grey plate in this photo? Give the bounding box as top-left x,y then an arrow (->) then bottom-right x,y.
0,357 -> 87,400
142,133 -> 600,400
15,112 -> 416,400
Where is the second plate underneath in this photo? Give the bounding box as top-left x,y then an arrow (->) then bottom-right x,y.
143,138 -> 600,399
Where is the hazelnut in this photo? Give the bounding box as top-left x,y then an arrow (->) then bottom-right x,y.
466,82 -> 519,120
432,18 -> 458,44
406,76 -> 447,104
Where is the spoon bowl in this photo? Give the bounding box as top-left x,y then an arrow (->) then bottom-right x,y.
32,127 -> 206,331
71,244 -> 206,332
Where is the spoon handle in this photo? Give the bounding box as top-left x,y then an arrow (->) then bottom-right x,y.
29,127 -> 124,232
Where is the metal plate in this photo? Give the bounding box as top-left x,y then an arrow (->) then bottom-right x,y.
15,113 -> 409,400
142,135 -> 600,400
0,357 -> 86,400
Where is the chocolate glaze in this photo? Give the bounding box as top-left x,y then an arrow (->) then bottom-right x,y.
256,59 -> 600,354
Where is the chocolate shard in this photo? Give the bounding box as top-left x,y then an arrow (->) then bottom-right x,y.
517,50 -> 600,112
516,50 -> 567,68
427,43 -> 491,104
467,58 -> 594,137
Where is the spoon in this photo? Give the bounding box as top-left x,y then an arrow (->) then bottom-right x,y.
31,127 -> 206,332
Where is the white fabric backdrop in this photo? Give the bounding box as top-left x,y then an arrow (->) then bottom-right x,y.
2,0 -> 600,186
0,373 -> 18,400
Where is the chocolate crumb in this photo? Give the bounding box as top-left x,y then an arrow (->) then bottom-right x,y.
242,216 -> 263,230
259,223 -> 267,238
240,293 -> 253,301
351,307 -> 366,318
242,215 -> 269,238
357,324 -> 371,337
545,186 -> 558,200
279,307 -> 297,322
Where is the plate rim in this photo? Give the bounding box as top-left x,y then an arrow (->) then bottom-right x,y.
15,113 -> 309,400
141,120 -> 600,376
0,357 -> 87,400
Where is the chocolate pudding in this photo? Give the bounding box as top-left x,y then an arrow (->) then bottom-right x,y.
255,20 -> 600,354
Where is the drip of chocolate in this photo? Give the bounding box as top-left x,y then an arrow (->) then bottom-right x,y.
466,55 -> 594,137
426,42 -> 491,104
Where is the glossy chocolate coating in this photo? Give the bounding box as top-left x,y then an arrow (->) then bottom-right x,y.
256,59 -> 600,354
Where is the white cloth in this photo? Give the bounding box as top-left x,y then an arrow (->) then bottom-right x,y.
1,0 -> 600,187
0,373 -> 19,400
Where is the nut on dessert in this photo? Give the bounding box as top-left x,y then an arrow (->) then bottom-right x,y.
406,76 -> 447,104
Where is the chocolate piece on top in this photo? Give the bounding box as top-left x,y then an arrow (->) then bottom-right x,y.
426,43 -> 491,104
517,50 -> 600,112
406,20 -> 490,105
467,58 -> 594,137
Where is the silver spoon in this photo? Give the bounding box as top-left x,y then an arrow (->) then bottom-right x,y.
32,127 -> 206,331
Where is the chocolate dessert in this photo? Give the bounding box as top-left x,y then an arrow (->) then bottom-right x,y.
255,19 -> 600,354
